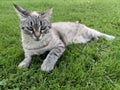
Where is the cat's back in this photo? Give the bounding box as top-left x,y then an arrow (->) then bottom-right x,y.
52,22 -> 76,30
51,22 -> 80,44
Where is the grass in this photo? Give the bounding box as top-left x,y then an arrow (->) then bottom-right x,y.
0,0 -> 120,90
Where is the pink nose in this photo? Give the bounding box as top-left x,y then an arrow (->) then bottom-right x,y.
34,32 -> 40,37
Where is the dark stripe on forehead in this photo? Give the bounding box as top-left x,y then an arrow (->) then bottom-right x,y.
42,19 -> 50,26
32,17 -> 36,25
40,20 -> 42,25
28,16 -> 43,25
25,16 -> 51,30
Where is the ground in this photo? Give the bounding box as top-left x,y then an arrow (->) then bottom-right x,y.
0,0 -> 120,90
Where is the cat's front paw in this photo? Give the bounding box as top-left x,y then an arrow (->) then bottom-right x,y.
18,61 -> 30,68
41,63 -> 54,72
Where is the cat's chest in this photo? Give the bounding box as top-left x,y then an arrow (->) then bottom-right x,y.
22,33 -> 54,55
23,39 -> 50,50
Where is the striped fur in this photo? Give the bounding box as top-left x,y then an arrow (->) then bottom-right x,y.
14,4 -> 115,72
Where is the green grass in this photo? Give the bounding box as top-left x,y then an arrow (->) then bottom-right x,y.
0,0 -> 120,90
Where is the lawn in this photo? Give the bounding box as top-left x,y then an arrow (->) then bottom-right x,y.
0,0 -> 120,90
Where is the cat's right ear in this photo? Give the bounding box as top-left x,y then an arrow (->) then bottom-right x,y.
13,4 -> 30,20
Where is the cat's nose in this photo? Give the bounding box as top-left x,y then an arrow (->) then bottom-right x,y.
34,31 -> 41,41
34,31 -> 40,37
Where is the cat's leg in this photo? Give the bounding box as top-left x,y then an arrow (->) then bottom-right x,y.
41,43 -> 65,72
100,33 -> 115,40
87,28 -> 115,41
73,36 -> 91,44
73,28 -> 115,44
18,53 -> 32,68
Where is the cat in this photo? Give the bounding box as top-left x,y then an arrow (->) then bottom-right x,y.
13,4 -> 115,72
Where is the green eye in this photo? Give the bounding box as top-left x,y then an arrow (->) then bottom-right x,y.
41,26 -> 46,30
27,27 -> 33,31
41,30 -> 45,33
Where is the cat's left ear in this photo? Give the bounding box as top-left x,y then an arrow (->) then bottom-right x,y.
13,4 -> 30,20
39,8 -> 53,20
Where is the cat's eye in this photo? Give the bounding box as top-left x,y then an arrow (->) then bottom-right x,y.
41,30 -> 49,34
21,26 -> 33,31
41,30 -> 45,33
27,27 -> 33,31
41,26 -> 46,30
21,26 -> 33,34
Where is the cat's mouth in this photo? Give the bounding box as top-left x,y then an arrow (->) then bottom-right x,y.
33,34 -> 44,41
35,38 -> 40,41
34,37 -> 42,41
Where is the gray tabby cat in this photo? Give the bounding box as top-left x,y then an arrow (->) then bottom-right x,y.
13,4 -> 115,72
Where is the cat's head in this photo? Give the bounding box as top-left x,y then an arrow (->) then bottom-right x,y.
13,4 -> 53,41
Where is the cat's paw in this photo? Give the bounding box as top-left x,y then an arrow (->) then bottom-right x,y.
18,61 -> 30,68
41,63 -> 54,72
106,35 -> 115,40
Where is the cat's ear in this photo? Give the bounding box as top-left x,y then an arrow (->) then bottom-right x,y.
13,4 -> 30,20
39,8 -> 53,20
